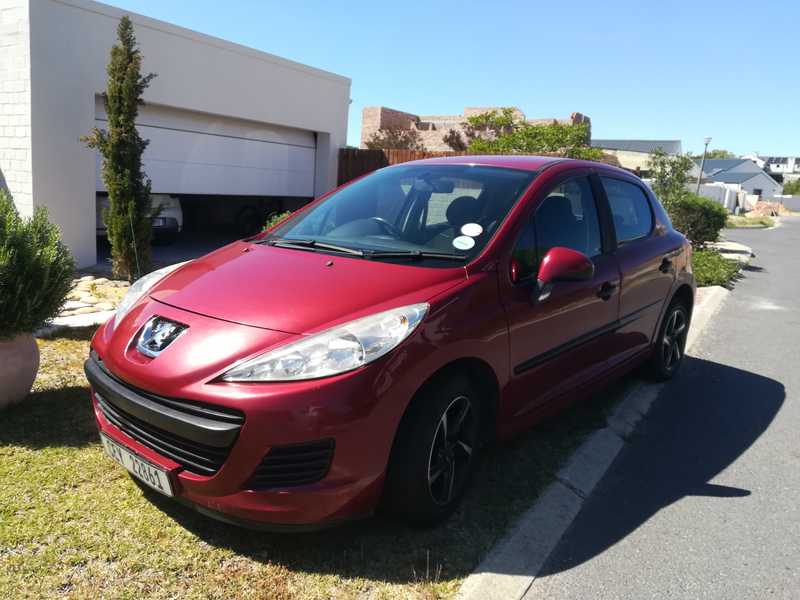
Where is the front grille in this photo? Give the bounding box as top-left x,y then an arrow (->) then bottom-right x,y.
96,395 -> 237,476
88,351 -> 245,477
245,439 -> 335,489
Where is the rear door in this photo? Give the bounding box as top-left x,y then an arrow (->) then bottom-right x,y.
597,175 -> 682,366
499,172 -> 620,424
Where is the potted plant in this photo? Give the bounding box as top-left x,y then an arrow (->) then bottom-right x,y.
0,189 -> 76,411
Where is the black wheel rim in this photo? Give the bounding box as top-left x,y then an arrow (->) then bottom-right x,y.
662,308 -> 687,371
427,396 -> 476,506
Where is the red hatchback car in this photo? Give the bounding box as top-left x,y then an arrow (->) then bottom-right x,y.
85,156 -> 695,530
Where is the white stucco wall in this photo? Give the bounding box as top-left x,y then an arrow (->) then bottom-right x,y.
24,0 -> 350,268
0,0 -> 33,216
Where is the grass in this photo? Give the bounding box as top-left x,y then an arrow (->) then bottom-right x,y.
693,249 -> 741,287
724,216 -> 774,228
1,325 -> 632,599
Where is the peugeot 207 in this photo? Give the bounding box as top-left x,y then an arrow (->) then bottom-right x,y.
84,156 -> 696,530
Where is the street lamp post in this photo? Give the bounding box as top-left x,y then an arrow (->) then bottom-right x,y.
696,136 -> 712,194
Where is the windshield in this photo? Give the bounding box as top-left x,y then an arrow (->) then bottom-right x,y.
265,164 -> 538,267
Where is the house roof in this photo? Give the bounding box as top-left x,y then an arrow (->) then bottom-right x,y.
694,158 -> 750,172
591,140 -> 683,155
705,172 -> 759,184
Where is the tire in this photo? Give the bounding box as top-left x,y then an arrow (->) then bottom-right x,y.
235,206 -> 261,237
380,372 -> 480,526
154,232 -> 177,246
645,299 -> 690,381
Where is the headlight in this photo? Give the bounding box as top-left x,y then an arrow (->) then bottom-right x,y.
116,262 -> 189,322
221,303 -> 429,382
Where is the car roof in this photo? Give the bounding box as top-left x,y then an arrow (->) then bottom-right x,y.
385,154 -> 573,171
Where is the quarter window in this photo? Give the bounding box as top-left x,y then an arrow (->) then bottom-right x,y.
600,177 -> 653,246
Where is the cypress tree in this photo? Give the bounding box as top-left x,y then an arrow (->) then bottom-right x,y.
80,16 -> 157,280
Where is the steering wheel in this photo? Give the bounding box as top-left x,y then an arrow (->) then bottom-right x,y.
370,217 -> 402,239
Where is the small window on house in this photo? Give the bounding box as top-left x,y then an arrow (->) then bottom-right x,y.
753,189 -> 763,196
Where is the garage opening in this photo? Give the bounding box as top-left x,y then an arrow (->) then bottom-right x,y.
94,98 -> 316,255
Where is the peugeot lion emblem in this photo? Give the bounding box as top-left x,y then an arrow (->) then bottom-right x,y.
136,316 -> 189,358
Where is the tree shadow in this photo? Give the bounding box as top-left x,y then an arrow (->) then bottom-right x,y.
0,386 -> 97,449
37,325 -> 99,342
537,356 -> 784,576
741,263 -> 766,273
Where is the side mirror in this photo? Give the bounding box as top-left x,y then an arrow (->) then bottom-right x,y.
531,247 -> 595,305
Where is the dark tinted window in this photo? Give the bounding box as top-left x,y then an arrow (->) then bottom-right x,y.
511,177 -> 602,282
536,177 -> 603,258
601,177 -> 653,246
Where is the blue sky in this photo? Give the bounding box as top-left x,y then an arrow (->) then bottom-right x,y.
101,0 -> 800,157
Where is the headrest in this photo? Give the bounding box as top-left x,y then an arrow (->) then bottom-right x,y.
446,196 -> 482,227
538,195 -> 574,222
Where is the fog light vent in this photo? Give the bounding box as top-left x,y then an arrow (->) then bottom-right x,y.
245,438 -> 335,489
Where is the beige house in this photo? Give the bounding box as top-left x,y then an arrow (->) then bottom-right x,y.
361,106 -> 591,151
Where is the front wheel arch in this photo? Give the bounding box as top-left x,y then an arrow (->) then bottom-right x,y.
379,368 -> 484,526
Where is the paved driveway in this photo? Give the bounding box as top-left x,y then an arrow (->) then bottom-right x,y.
525,217 -> 800,599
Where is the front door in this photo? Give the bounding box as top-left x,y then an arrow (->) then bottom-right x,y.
499,174 -> 620,425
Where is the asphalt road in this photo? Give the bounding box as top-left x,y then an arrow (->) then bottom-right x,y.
525,216 -> 800,599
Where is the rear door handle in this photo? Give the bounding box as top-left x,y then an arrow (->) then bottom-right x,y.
659,259 -> 673,273
597,284 -> 618,300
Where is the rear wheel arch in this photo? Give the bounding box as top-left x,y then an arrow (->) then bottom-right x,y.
671,283 -> 695,320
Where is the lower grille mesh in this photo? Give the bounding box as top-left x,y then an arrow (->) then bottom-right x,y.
245,439 -> 335,488
95,395 -> 237,477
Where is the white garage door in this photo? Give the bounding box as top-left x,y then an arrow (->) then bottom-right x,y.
95,98 -> 316,197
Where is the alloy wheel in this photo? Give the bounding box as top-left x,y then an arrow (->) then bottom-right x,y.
427,395 -> 476,506
662,308 -> 687,371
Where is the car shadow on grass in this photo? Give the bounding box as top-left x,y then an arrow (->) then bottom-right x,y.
135,377 -> 634,585
537,355 -> 784,577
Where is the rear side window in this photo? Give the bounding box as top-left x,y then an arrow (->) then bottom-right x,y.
600,177 -> 653,246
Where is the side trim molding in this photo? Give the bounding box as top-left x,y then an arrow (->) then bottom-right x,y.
513,299 -> 663,375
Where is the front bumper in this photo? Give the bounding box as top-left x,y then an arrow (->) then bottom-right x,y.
85,307 -> 414,529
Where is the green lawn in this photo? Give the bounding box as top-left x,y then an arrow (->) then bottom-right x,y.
1,326 -> 630,599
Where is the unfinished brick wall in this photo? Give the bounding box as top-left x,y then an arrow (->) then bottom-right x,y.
0,0 -> 33,216
361,106 -> 592,151
360,106 -> 420,148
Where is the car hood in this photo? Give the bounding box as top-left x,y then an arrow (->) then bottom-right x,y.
149,241 -> 467,335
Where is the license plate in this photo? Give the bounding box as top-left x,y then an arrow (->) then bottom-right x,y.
153,218 -> 166,227
100,432 -> 174,497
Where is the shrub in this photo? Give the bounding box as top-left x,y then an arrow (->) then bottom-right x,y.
667,193 -> 728,249
0,190 -> 76,341
693,249 -> 740,287
262,211 -> 294,233
364,127 -> 426,151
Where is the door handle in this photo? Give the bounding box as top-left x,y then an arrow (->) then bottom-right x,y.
597,284 -> 618,300
659,259 -> 673,273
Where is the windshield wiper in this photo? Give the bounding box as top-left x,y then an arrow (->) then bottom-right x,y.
263,238 -> 364,257
367,250 -> 467,261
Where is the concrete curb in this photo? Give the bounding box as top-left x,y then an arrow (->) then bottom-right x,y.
454,287 -> 729,600
685,286 -> 728,354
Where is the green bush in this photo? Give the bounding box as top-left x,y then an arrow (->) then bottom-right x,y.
667,193 -> 728,249
262,211 -> 294,233
0,190 -> 76,340
693,249 -> 740,287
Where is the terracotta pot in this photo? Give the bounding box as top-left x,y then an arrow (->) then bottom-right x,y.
0,334 -> 40,412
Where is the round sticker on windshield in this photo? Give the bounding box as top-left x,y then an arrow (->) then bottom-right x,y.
453,236 -> 476,250
461,223 -> 483,237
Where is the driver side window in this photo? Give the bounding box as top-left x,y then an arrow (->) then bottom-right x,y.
511,176 -> 603,282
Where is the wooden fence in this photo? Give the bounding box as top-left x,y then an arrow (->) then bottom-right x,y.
337,148 -> 616,187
